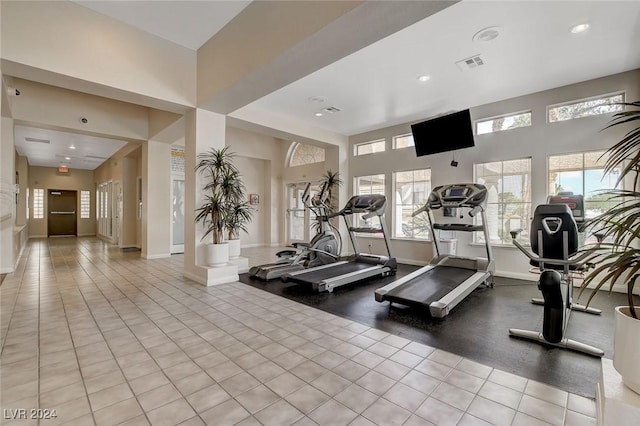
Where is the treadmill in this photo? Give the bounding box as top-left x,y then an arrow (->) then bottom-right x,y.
248,182 -> 339,280
375,183 -> 494,318
281,194 -> 397,292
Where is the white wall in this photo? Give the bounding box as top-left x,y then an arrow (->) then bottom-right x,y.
1,1 -> 196,109
349,69 -> 640,278
227,127 -> 285,246
28,167 -> 96,238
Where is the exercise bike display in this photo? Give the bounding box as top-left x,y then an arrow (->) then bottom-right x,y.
248,182 -> 341,280
509,196 -> 603,357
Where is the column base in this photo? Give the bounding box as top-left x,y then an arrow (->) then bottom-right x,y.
184,263 -> 239,286
597,358 -> 640,425
228,256 -> 249,274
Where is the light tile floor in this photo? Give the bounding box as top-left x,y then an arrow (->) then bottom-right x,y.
0,238 -> 597,425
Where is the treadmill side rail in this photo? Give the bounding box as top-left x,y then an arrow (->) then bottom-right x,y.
319,264 -> 394,293
429,270 -> 491,318
375,264 -> 435,301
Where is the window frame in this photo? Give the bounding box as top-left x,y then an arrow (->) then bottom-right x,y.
474,110 -> 532,135
547,91 -> 625,123
392,133 -> 414,150
547,150 -> 622,221
80,190 -> 91,219
473,157 -> 532,246
392,168 -> 432,240
287,141 -> 326,167
353,139 -> 386,156
33,188 -> 44,219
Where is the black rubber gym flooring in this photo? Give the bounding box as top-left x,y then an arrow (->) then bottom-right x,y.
239,263 -> 635,399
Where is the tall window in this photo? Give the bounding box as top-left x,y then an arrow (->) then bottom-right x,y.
80,191 -> 91,219
474,158 -> 532,244
354,139 -> 385,156
476,111 -> 532,135
393,169 -> 431,239
548,92 -> 624,123
33,188 -> 44,219
354,174 -> 385,227
548,151 -> 621,219
288,142 -> 325,167
393,134 -> 414,149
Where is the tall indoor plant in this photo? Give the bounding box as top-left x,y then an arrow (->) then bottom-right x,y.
194,147 -> 243,266
581,101 -> 640,393
226,199 -> 254,259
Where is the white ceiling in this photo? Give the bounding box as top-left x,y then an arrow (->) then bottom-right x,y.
73,1 -> 251,50
16,1 -> 640,169
235,1 -> 640,135
14,126 -> 128,170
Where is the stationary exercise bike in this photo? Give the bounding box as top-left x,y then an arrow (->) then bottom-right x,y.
509,198 -> 604,357
248,182 -> 341,280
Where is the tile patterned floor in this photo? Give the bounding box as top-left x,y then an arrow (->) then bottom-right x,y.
0,238 -> 597,425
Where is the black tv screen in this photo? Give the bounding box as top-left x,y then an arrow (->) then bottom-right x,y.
411,109 -> 475,157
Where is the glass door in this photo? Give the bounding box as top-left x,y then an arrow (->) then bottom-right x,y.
170,177 -> 185,254
285,182 -> 319,245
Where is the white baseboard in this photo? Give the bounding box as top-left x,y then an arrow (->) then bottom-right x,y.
29,235 -> 47,239
495,271 -> 537,281
143,253 -> 170,260
78,233 -> 95,237
241,243 -> 265,249
396,258 -> 428,267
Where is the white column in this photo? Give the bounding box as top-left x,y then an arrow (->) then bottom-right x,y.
141,140 -> 171,259
0,116 -> 16,273
183,109 -> 239,285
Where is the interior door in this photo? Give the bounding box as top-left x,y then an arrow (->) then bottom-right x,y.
48,190 -> 77,236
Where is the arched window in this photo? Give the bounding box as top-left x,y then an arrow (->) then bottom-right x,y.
287,142 -> 325,167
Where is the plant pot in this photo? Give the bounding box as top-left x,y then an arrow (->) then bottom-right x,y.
228,238 -> 241,260
613,306 -> 640,394
206,242 -> 229,267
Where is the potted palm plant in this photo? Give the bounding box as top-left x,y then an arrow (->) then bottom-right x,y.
194,147 -> 242,266
319,169 -> 343,214
226,199 -> 254,260
580,101 -> 640,393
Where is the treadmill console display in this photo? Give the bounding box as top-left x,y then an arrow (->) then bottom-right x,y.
547,193 -> 584,223
343,194 -> 387,215
427,183 -> 488,210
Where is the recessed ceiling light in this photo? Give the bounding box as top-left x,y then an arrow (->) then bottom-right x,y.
315,112 -> 324,117
473,26 -> 501,42
570,22 -> 590,34
417,75 -> 431,82
65,157 -> 71,161
69,145 -> 76,150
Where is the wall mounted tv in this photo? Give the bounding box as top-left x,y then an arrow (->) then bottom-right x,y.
411,109 -> 475,157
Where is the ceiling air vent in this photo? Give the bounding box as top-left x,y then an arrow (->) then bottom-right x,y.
85,155 -> 108,160
25,137 -> 50,144
322,106 -> 342,114
456,54 -> 485,71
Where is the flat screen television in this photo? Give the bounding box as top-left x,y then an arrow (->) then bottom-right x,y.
411,109 -> 475,157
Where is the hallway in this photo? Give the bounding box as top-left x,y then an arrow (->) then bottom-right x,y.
1,238 -> 596,425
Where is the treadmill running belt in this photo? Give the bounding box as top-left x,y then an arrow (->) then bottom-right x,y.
285,262 -> 378,285
384,266 -> 476,309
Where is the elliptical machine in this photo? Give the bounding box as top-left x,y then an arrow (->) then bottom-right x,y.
248,182 -> 341,280
509,195 -> 603,357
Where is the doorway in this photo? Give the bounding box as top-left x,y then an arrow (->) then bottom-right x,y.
285,182 -> 319,245
170,177 -> 185,254
47,190 -> 77,237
